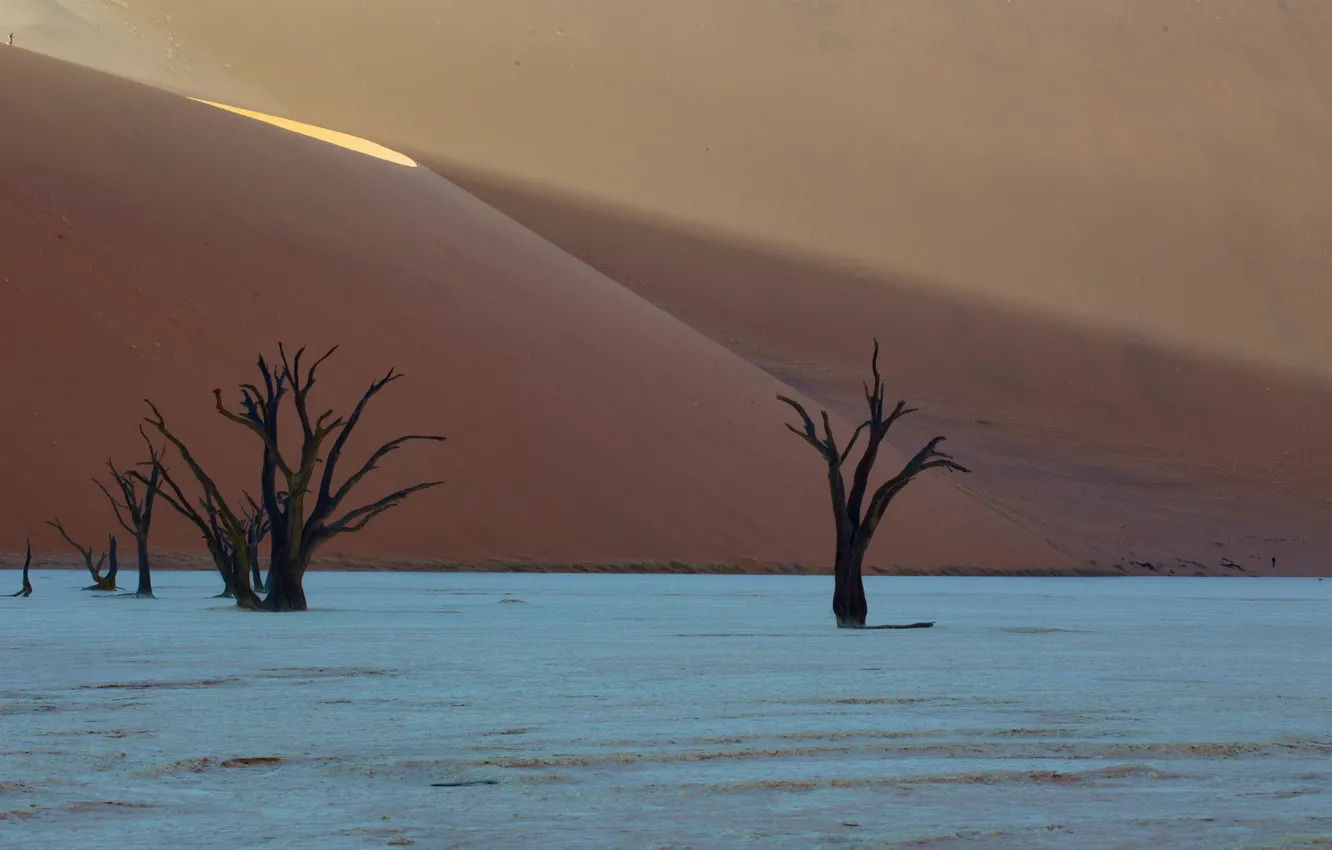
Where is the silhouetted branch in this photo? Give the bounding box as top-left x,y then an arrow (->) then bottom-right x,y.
136,403 -> 261,606
325,480 -> 444,536
46,517 -> 114,589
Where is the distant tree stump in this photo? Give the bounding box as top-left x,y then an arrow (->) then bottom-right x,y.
9,540 -> 32,597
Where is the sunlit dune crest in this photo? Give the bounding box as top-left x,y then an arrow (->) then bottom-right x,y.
189,97 -> 417,167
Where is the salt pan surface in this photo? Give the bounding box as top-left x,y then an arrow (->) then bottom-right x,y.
2,572 -> 1329,848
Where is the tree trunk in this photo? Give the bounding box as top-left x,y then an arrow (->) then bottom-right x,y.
208,549 -> 236,598
264,572 -> 307,611
202,538 -> 260,607
263,549 -> 307,611
249,549 -> 265,593
227,550 -> 263,610
232,586 -> 264,609
105,536 -> 119,588
832,549 -> 868,629
264,581 -> 306,611
134,533 -> 154,598
10,542 -> 32,597
221,562 -> 261,609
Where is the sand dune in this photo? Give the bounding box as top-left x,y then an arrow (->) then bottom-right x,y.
0,0 -> 263,107
0,48 -> 1060,570
26,0 -> 1319,574
96,0 -> 1332,382
5,0 -> 1331,573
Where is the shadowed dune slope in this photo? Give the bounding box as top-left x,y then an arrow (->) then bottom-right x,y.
439,172 -> 1332,575
53,0 -> 1329,574
0,49 -> 1063,569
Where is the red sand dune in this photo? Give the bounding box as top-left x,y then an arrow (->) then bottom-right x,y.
0,48 -> 1059,571
4,0 -> 1331,575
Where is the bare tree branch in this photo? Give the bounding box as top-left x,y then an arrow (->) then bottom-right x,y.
313,369 -> 402,510
280,343 -> 340,444
94,476 -> 136,536
777,395 -> 832,460
324,480 -> 444,537
324,434 -> 446,523
143,401 -> 247,537
138,403 -> 261,606
213,388 -> 293,477
837,420 -> 870,467
46,517 -> 104,584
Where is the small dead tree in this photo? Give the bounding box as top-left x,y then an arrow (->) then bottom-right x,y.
778,340 -> 968,628
9,540 -> 32,597
197,491 -> 269,597
95,428 -> 164,599
134,437 -> 263,608
240,494 -> 271,593
47,518 -> 116,591
201,491 -> 240,598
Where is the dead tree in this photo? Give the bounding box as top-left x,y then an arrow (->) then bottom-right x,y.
201,491 -> 240,598
94,428 -> 164,599
142,344 -> 445,611
47,518 -> 116,591
9,540 -> 32,597
210,345 -> 446,611
778,340 -> 968,628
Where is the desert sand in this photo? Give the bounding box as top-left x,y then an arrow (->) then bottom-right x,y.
2,0 -> 1330,574
0,46 -> 1061,572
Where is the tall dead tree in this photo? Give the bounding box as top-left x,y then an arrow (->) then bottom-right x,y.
142,344 -> 445,611
215,345 -> 446,610
95,428 -> 164,599
9,540 -> 32,597
47,518 -> 117,591
778,340 -> 968,628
